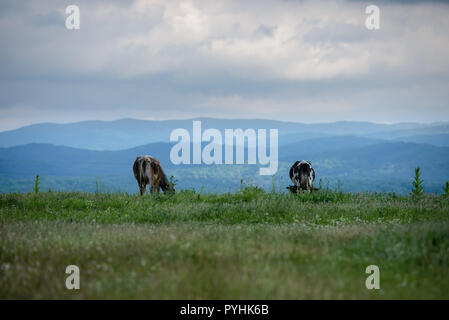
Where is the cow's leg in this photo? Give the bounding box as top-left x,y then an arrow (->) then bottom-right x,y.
150,177 -> 160,195
139,183 -> 146,196
309,183 -> 315,193
137,181 -> 142,195
153,181 -> 160,194
150,181 -> 158,195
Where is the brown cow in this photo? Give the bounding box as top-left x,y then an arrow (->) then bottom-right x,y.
133,155 -> 175,195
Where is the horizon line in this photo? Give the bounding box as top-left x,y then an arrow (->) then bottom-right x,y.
2,116 -> 447,133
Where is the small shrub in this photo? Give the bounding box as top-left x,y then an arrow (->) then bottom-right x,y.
411,167 -> 424,196
169,175 -> 178,190
443,181 -> 449,196
236,185 -> 266,202
34,175 -> 39,194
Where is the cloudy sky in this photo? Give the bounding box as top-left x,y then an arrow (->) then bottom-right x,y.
0,0 -> 449,131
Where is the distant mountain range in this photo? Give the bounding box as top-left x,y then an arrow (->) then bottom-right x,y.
392,133 -> 449,147
1,118 -> 447,150
1,136 -> 448,194
1,118 -> 448,194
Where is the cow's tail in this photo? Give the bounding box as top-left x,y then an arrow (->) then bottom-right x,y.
133,159 -> 138,178
133,157 -> 141,180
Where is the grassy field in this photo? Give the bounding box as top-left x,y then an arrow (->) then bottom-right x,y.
1,188 -> 449,299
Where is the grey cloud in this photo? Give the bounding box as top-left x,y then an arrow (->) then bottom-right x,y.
303,22 -> 371,44
30,11 -> 65,27
254,24 -> 278,38
0,0 -> 448,130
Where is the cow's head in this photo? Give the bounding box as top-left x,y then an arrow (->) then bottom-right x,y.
167,182 -> 175,194
286,185 -> 298,194
161,181 -> 175,194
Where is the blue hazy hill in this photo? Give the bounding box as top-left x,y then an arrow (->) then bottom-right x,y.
1,118 -> 445,150
1,136 -> 448,194
393,133 -> 449,147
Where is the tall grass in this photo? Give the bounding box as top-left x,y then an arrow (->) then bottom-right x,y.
1,187 -> 448,225
1,187 -> 448,299
443,181 -> 449,196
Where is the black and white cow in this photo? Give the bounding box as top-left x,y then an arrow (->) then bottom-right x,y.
287,160 -> 316,194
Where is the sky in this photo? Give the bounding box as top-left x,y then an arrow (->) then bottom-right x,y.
0,0 -> 449,131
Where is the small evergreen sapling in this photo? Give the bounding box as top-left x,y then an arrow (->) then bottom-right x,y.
411,167 -> 424,196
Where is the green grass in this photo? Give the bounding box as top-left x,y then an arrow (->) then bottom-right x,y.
1,188 -> 449,299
